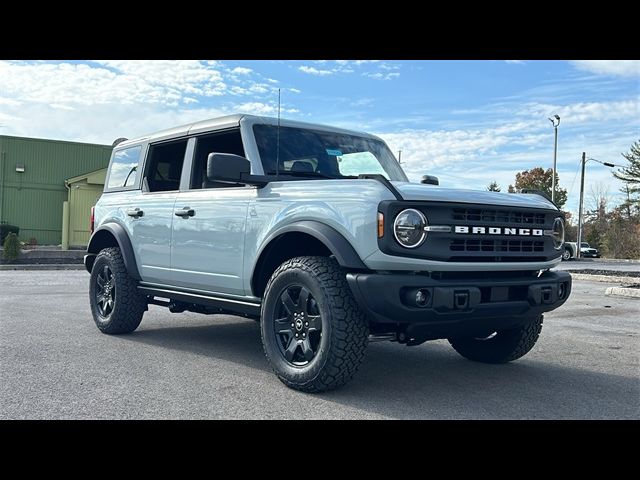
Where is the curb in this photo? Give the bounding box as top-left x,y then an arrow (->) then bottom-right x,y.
0,264 -> 84,271
568,273 -> 637,284
567,258 -> 640,264
605,287 -> 640,299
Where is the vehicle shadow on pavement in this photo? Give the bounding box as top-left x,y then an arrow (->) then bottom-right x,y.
122,317 -> 638,419
121,316 -> 270,371
334,342 -> 639,419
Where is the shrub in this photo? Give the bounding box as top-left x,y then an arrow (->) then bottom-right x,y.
0,223 -> 19,244
3,232 -> 21,262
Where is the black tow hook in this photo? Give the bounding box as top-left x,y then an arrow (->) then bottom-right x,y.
453,290 -> 470,310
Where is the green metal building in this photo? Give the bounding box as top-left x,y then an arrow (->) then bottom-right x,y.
0,135 -> 112,246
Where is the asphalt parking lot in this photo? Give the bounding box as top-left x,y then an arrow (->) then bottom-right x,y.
1,270 -> 638,419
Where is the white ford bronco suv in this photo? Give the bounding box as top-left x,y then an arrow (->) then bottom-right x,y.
85,114 -> 571,392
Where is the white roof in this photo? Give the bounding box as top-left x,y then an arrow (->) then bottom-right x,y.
116,114 -> 379,148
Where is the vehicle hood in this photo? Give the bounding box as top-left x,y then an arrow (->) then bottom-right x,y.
392,182 -> 559,210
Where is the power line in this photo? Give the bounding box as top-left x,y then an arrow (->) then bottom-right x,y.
566,156 -> 584,200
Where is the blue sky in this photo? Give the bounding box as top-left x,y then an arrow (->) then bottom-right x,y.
0,60 -> 638,216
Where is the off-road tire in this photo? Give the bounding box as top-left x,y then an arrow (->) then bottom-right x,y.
260,256 -> 369,393
89,247 -> 146,334
448,315 -> 543,364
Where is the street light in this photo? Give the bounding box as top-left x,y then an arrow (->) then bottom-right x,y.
548,115 -> 560,203
576,153 -> 618,258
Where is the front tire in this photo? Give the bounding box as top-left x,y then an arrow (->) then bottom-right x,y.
89,247 -> 146,334
260,256 -> 369,393
448,315 -> 543,364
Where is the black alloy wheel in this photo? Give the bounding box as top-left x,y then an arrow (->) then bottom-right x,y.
95,265 -> 116,317
273,285 -> 323,366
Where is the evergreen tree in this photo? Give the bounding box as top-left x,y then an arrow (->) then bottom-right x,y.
487,181 -> 501,192
613,140 -> 640,216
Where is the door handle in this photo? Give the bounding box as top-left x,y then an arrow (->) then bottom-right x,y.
127,208 -> 144,218
175,207 -> 195,218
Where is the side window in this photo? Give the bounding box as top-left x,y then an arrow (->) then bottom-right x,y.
191,129 -> 245,189
144,140 -> 188,192
107,145 -> 142,189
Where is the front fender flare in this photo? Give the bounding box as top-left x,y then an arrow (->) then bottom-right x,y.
260,220 -> 367,270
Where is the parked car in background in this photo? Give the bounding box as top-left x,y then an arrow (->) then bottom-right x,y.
562,241 -> 600,260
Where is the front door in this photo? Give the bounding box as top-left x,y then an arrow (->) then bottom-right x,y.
170,128 -> 251,296
171,188 -> 253,295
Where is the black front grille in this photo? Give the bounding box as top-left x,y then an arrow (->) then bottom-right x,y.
377,200 -> 560,263
450,239 -> 545,253
452,208 -> 545,225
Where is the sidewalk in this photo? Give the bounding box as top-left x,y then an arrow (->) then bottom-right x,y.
0,245 -> 84,267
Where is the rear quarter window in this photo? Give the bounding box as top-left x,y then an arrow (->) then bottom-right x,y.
107,145 -> 142,190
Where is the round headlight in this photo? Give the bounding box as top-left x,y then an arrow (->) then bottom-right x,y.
393,209 -> 427,248
552,217 -> 565,250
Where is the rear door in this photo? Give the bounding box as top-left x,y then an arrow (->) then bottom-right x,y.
170,129 -> 253,296
128,138 -> 190,284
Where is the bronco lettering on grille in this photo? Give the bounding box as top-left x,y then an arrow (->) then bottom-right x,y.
454,226 -> 544,236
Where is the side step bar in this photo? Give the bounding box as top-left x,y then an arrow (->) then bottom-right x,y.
138,285 -> 261,317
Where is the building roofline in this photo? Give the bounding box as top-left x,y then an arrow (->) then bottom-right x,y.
66,167 -> 108,185
0,134 -> 112,149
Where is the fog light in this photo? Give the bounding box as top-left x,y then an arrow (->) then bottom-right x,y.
416,289 -> 430,307
558,282 -> 566,299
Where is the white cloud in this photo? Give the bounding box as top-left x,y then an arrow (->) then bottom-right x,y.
505,60 -> 525,65
267,78 -> 279,84
248,83 -> 270,94
379,62 -> 400,70
570,60 -> 640,77
289,88 -> 301,94
350,98 -> 374,107
231,67 -> 252,75
363,71 -> 400,81
0,60 -> 227,107
234,102 -> 299,116
516,99 -> 639,124
298,65 -> 333,76
0,60 -> 305,145
0,97 -> 21,106
235,102 -> 276,115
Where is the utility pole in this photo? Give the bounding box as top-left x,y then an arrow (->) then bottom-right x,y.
577,152 -> 586,259
398,149 -> 402,164
577,152 -> 617,259
549,115 -> 560,203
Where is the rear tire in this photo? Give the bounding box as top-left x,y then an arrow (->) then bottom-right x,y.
89,247 -> 146,334
448,315 -> 543,364
561,248 -> 572,261
260,256 -> 369,393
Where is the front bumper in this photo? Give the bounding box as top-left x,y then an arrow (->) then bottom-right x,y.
346,270 -> 571,339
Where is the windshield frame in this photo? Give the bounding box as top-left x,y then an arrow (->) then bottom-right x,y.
242,119 -> 408,182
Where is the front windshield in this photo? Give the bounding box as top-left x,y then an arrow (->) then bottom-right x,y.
581,243 -> 589,248
253,124 -> 408,181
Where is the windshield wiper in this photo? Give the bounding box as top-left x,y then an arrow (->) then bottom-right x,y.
269,171 -> 357,180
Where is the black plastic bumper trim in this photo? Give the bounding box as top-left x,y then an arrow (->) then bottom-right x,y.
346,270 -> 572,337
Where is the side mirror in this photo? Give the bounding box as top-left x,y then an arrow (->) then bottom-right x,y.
207,153 -> 251,183
420,175 -> 439,185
